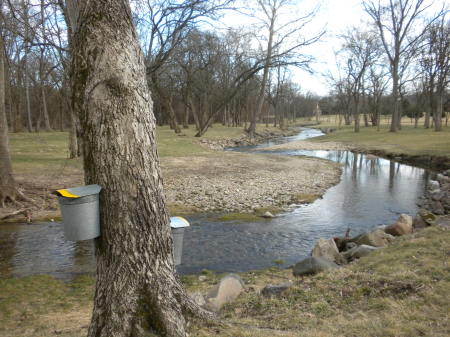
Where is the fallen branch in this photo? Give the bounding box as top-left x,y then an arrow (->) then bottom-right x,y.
0,208 -> 32,223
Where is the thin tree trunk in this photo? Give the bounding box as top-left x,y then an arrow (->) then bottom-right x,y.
390,70 -> 399,132
40,0 -> 52,131
424,111 -> 430,128
434,90 -> 443,131
248,13 -> 275,137
70,1 -> 213,336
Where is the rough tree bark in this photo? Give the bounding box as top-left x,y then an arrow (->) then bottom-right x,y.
70,1 -> 213,336
0,30 -> 16,207
0,26 -> 33,207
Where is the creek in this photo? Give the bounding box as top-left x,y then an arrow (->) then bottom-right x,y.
0,128 -> 432,280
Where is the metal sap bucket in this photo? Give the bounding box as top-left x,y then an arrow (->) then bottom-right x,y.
170,216 -> 190,265
55,184 -> 102,241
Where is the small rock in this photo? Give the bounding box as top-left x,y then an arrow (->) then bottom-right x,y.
413,215 -> 428,229
292,257 -> 340,277
198,275 -> 207,282
204,274 -> 245,311
436,215 -> 450,228
419,210 -> 437,225
437,174 -> 450,185
343,244 -> 379,261
311,238 -> 344,264
384,214 -> 413,236
262,211 -> 274,218
428,180 -> 440,191
353,229 -> 394,247
261,282 -> 293,297
431,190 -> 444,201
345,242 -> 357,251
431,201 -> 445,215
189,292 -> 206,307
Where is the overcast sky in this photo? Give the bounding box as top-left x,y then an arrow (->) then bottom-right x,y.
218,0 -> 447,97
217,0 -> 367,96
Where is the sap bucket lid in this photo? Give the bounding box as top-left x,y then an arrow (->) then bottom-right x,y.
170,216 -> 190,228
54,184 -> 102,198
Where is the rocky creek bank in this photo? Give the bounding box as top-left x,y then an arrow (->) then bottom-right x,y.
197,128 -> 297,151
162,152 -> 341,214
191,209 -> 450,311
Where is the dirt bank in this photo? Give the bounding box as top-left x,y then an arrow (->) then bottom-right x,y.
265,139 -> 352,152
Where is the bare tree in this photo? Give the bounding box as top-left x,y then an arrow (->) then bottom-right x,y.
246,0 -> 323,137
423,15 -> 450,131
340,29 -> 380,132
136,0 -> 232,133
69,0 -> 213,336
363,0 -> 441,132
0,2 -> 33,208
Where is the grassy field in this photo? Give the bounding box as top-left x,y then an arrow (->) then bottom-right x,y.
7,124 -> 285,175
1,226 -> 449,337
304,116 -> 450,158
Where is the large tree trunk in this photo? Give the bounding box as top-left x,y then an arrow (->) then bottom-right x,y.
0,33 -> 16,207
70,1 -> 212,336
0,32 -> 32,207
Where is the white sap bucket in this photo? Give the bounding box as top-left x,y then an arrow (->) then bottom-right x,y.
55,184 -> 102,241
170,216 -> 189,265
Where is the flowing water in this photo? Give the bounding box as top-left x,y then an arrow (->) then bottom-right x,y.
0,128 -> 431,280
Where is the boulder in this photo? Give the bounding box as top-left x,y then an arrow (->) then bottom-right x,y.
436,215 -> 450,228
428,180 -> 440,192
437,174 -> 450,185
204,274 -> 245,311
261,282 -> 293,297
334,237 -> 351,252
413,215 -> 428,229
343,244 -> 379,261
262,211 -> 274,218
384,214 -> 413,236
292,257 -> 339,277
311,238 -> 342,263
418,210 -> 437,225
431,190 -> 444,201
345,242 -> 357,251
431,201 -> 445,215
353,229 -> 394,247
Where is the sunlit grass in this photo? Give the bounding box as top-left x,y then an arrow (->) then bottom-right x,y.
300,115 -> 450,157
8,124 -> 284,174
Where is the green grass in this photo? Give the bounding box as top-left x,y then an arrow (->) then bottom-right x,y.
8,131 -> 82,176
8,124 -> 286,174
217,206 -> 284,222
304,116 -> 450,158
1,226 -> 448,337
